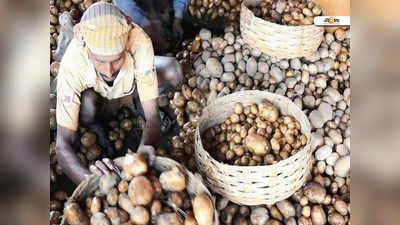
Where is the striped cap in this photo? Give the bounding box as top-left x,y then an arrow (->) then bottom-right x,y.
80,2 -> 132,56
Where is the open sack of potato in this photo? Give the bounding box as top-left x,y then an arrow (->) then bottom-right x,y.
61,152 -> 219,225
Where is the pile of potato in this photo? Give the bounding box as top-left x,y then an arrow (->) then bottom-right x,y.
63,152 -> 215,225
170,22 -> 350,224
248,0 -> 322,26
51,190 -> 69,225
201,101 -> 307,166
106,107 -> 146,152
216,176 -> 349,225
50,107 -> 145,183
50,129 -> 105,183
187,0 -> 243,22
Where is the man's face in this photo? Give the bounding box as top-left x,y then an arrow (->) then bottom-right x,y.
88,50 -> 125,82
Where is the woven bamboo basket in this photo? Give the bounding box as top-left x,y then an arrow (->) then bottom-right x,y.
61,156 -> 219,225
194,90 -> 312,205
240,0 -> 324,59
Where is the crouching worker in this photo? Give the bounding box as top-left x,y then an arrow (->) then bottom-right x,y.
55,2 -> 182,184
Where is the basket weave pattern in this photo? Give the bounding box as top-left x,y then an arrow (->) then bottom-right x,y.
240,1 -> 324,59
195,90 -> 312,205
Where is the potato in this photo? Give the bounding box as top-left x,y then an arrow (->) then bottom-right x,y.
260,105 -> 279,122
206,58 -> 223,78
105,207 -> 128,225
120,119 -> 133,131
276,200 -> 295,219
298,216 -> 312,225
91,212 -> 111,225
303,182 -> 326,204
185,216 -> 198,225
245,134 -> 270,156
107,187 -> 119,206
87,144 -> 102,161
91,196 -> 102,214
118,180 -> 129,193
328,212 -> 345,225
285,217 -> 297,225
265,219 -> 282,225
229,113 -> 240,124
333,199 -> 348,216
182,84 -> 192,100
311,205 -> 326,225
50,15 -> 58,25
168,192 -> 183,208
99,173 -> 120,195
81,132 -> 97,148
220,211 -> 233,224
159,167 -> 186,192
186,101 -> 200,113
151,200 -> 162,216
156,213 -> 183,225
233,145 -> 245,156
64,202 -> 89,225
192,193 -> 214,225
123,153 -> 148,177
50,61 -> 60,77
239,206 -> 250,217
128,176 -> 154,205
269,205 -> 283,221
118,194 -> 135,214
173,92 -> 186,107
301,206 -> 311,217
250,207 -> 269,225
270,138 -> 280,151
233,215 -> 248,225
50,200 -> 62,211
131,206 -> 150,225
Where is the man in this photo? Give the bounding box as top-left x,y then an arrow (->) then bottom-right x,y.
114,0 -> 188,53
56,2 -> 182,184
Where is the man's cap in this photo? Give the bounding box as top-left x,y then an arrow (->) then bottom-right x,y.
80,2 -> 131,56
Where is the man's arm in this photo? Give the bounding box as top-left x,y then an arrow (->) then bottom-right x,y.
140,98 -> 160,146
55,125 -> 90,184
172,0 -> 188,38
173,0 -> 189,20
114,0 -> 169,53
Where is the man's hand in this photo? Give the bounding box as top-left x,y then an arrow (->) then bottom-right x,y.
137,144 -> 156,166
173,18 -> 184,39
89,158 -> 118,176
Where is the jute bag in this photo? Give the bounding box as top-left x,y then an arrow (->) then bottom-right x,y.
240,0 -> 324,59
61,156 -> 219,225
195,90 -> 312,205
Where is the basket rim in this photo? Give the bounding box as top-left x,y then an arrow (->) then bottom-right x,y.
195,90 -> 312,171
241,1 -> 324,29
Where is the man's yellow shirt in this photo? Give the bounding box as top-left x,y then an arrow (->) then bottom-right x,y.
56,24 -> 158,131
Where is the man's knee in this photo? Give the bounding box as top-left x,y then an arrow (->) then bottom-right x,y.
80,89 -> 98,126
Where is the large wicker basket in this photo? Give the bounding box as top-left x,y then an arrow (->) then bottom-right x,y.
61,156 -> 219,225
194,90 -> 312,205
240,0 -> 324,59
